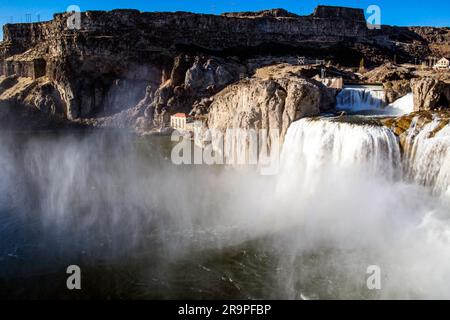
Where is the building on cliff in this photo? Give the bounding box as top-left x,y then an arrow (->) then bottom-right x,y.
171,113 -> 193,131
434,58 -> 450,70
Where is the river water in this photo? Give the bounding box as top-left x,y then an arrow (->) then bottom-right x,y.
0,130 -> 284,299
0,116 -> 449,299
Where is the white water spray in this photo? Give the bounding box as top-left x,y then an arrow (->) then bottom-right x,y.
386,93 -> 414,115
273,116 -> 450,299
336,86 -> 386,112
404,117 -> 450,195
278,118 -> 401,192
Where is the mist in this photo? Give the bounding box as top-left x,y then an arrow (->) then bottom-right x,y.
0,118 -> 449,299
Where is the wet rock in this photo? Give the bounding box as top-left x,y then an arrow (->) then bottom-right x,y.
380,111 -> 450,152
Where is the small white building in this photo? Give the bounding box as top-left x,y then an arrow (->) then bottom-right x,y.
170,113 -> 192,131
433,57 -> 450,70
315,76 -> 344,89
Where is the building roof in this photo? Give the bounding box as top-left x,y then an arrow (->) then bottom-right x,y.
172,113 -> 187,118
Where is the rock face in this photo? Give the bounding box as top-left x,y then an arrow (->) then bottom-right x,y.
381,110 -> 450,154
360,63 -> 450,107
384,80 -> 411,104
363,63 -> 417,104
0,6 -> 449,131
411,78 -> 450,111
363,63 -> 416,83
207,65 -> 336,147
221,8 -> 300,18
134,55 -> 245,130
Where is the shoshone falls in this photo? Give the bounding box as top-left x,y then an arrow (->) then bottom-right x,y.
1,98 -> 450,299
0,4 -> 450,301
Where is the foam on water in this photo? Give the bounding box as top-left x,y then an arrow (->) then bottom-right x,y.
336,86 -> 386,112
278,118 -> 401,192
386,93 -> 414,115
273,116 -> 450,299
1,113 -> 450,298
404,117 -> 450,195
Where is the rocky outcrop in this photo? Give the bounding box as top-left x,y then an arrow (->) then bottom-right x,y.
360,63 -> 450,106
363,63 -> 416,83
0,6 -> 371,128
221,8 -> 299,18
362,63 -> 416,104
132,55 -> 245,131
384,80 -> 412,104
411,78 -> 450,111
381,110 -> 450,153
207,64 -> 336,148
0,75 -> 65,116
408,27 -> 450,58
0,6 -> 449,132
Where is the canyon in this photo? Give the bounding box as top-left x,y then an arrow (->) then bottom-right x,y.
0,5 -> 449,136
1,5 -> 450,299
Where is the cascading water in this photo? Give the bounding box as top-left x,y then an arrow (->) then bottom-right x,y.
274,116 -> 450,299
278,118 -> 402,190
279,115 -> 450,197
1,111 -> 450,298
386,93 -> 414,115
336,86 -> 386,112
404,117 -> 450,195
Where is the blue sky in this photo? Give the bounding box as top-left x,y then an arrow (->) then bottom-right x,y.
1,0 -> 449,40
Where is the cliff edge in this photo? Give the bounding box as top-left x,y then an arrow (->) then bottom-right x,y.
0,5 -> 448,133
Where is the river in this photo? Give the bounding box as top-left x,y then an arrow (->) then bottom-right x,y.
0,113 -> 449,299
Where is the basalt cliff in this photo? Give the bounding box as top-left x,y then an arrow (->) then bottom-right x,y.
0,6 -> 449,133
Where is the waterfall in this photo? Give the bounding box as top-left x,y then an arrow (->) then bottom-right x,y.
404,117 -> 450,195
336,86 -> 386,112
386,93 -> 414,115
274,116 -> 450,299
278,118 -> 401,193
279,116 -> 450,197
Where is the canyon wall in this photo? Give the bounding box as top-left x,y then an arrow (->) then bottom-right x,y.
0,6 -> 448,132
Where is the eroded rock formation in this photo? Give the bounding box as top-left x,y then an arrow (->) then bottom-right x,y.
411,78 -> 450,111
0,6 -> 448,132
208,64 -> 335,144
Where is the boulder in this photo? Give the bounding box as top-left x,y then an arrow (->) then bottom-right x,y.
411,78 -> 450,111
207,64 -> 336,151
384,79 -> 411,104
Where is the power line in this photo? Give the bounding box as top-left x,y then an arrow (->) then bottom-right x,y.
0,14 -> 47,24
